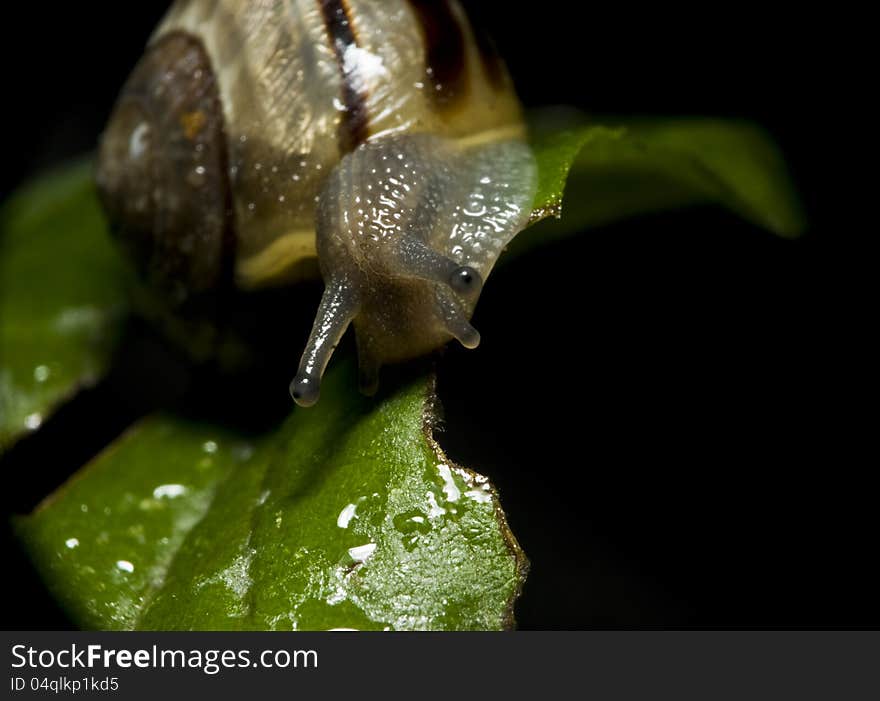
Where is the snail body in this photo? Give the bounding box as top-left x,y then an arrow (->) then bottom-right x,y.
97,0 -> 536,405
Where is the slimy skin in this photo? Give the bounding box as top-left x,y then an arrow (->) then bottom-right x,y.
291,133 -> 535,405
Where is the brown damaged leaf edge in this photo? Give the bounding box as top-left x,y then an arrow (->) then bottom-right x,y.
421,373 -> 530,630
527,125 -> 628,225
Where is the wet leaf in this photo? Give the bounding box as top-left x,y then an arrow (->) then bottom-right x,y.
15,361 -> 527,630
515,110 -> 806,257
6,108 -> 803,629
0,160 -> 128,449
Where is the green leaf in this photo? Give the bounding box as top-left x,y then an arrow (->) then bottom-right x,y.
0,160 -> 128,449
15,360 -> 528,630
515,110 -> 806,257
6,109 -> 802,629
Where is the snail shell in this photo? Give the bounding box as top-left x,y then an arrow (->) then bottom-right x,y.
96,0 -> 537,406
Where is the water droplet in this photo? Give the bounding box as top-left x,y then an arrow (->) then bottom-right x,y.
337,503 -> 358,529
202,440 -> 218,454
426,491 -> 446,519
464,488 -> 492,504
347,543 -> 376,563
437,464 -> 460,502
65,538 -> 79,549
33,365 -> 50,382
153,484 -> 187,499
187,168 -> 206,187
129,123 -> 150,159
116,560 -> 134,573
393,510 -> 431,535
24,413 -> 42,430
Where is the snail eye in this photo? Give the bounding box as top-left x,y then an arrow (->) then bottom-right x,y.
449,266 -> 482,295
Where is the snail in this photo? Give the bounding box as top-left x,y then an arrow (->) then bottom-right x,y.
96,0 -> 537,407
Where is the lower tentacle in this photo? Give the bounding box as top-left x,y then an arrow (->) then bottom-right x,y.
435,287 -> 480,349
290,278 -> 359,407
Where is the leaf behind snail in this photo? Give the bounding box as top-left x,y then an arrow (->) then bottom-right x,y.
0,160 -> 129,450
516,109 -> 807,259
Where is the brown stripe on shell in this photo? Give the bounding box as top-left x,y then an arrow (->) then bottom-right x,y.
319,0 -> 370,152
406,0 -> 468,109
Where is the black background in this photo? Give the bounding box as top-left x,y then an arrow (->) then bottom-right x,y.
0,2 -> 869,630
